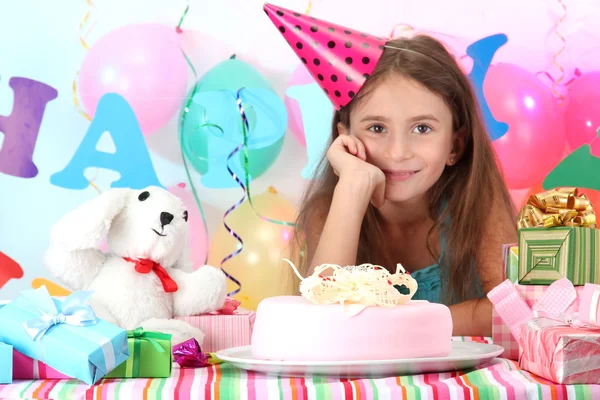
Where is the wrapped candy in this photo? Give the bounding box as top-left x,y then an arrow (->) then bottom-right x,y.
172,338 -> 222,368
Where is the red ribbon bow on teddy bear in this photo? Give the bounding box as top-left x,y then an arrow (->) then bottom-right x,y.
123,257 -> 179,293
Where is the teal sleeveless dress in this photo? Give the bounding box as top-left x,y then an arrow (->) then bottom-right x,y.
409,230 -> 483,305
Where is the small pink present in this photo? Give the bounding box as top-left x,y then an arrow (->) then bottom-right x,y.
488,282 -> 584,359
578,283 -> 600,325
489,278 -> 600,384
176,300 -> 255,353
519,318 -> 600,384
13,350 -> 70,380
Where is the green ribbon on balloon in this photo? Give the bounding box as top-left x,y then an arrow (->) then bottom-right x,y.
178,53 -> 304,293
235,89 -> 296,228
178,46 -> 210,266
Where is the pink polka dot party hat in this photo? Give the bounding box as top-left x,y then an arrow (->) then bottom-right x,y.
264,2 -> 387,110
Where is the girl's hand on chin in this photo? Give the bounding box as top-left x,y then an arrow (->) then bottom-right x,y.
327,134 -> 386,208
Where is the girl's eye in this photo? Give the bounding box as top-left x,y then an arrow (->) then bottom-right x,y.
412,124 -> 432,135
368,124 -> 387,134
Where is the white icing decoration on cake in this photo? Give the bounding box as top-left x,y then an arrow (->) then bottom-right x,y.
283,259 -> 418,316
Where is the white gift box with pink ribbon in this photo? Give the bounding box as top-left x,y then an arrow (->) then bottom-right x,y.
488,278 -> 600,384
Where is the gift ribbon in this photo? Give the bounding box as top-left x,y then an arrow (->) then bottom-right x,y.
22,288 -> 97,341
213,297 -> 240,315
127,327 -> 169,378
517,187 -> 597,229
590,286 -> 600,325
487,278 -> 578,343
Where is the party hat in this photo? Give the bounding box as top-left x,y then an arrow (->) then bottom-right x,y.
264,3 -> 387,109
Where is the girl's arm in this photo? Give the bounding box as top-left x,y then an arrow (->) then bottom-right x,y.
448,199 -> 517,336
306,174 -> 375,275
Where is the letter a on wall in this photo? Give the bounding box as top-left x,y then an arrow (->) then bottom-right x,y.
51,93 -> 163,189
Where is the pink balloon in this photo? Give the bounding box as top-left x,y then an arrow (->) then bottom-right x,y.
563,71 -> 600,150
284,64 -> 317,147
168,184 -> 209,270
78,23 -> 189,136
485,63 -> 566,189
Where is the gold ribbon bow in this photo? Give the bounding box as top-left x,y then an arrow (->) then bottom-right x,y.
517,187 -> 597,229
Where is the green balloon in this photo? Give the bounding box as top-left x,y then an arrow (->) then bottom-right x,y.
180,55 -> 287,188
195,55 -> 275,92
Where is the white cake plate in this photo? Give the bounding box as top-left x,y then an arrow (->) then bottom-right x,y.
215,342 -> 504,378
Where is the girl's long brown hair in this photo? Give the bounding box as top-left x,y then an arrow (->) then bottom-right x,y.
291,34 -> 517,303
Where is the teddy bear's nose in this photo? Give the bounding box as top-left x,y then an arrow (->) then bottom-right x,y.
160,212 -> 174,226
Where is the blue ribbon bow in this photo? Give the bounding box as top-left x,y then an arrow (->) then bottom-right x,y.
21,286 -> 98,341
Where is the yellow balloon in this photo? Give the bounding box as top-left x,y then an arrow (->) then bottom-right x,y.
208,187 -> 300,310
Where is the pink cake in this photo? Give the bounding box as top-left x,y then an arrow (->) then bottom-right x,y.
251,296 -> 453,361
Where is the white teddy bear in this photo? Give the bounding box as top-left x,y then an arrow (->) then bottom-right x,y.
44,186 -> 228,346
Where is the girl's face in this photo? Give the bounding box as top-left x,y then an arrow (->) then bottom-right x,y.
340,73 -> 459,204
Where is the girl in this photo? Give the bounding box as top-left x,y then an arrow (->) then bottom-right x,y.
266,4 -> 518,336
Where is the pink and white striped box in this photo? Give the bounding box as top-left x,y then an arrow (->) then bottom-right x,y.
13,350 -> 70,380
176,308 -> 256,353
492,284 -> 584,360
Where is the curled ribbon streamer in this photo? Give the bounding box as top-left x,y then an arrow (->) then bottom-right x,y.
550,0 -> 568,102
387,23 -> 414,40
73,0 -> 94,122
305,0 -> 312,14
220,138 -> 246,296
517,187 -> 597,229
73,0 -> 101,194
235,89 -> 296,228
536,68 -> 581,88
176,0 -> 191,34
178,45 -> 210,267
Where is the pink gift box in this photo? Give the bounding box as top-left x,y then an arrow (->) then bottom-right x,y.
490,284 -> 584,359
519,318 -> 600,384
176,308 -> 256,352
13,350 -> 70,380
578,283 -> 600,325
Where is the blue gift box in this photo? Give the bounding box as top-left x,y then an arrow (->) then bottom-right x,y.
0,286 -> 129,385
0,342 -> 12,384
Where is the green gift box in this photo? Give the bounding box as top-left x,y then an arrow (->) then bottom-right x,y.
502,243 -> 519,282
105,328 -> 172,379
518,226 -> 600,285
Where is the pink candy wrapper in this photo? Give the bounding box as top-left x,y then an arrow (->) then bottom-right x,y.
176,307 -> 255,352
13,350 -> 70,380
173,338 -> 209,368
519,318 -> 600,384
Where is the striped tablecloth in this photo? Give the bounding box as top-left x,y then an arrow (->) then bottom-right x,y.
1,337 -> 599,400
